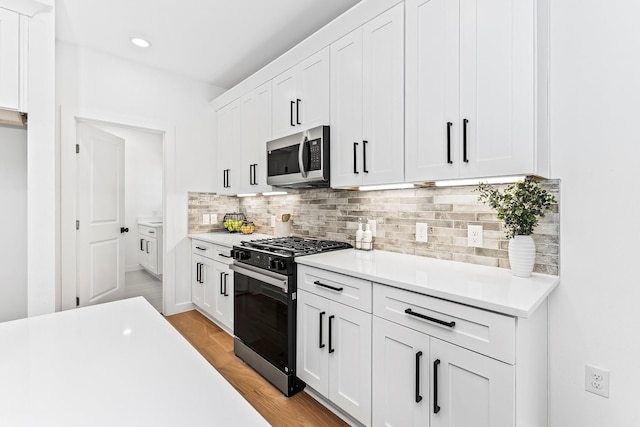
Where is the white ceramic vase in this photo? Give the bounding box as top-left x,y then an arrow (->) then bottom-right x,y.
508,235 -> 536,277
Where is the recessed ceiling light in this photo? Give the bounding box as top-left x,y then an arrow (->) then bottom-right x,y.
130,37 -> 151,48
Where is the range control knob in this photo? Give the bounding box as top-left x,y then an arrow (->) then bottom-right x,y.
269,258 -> 287,271
233,250 -> 250,261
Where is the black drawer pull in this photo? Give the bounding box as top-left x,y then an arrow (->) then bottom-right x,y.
415,351 -> 423,403
218,253 -> 232,259
314,280 -> 344,292
195,246 -> 206,251
404,308 -> 455,328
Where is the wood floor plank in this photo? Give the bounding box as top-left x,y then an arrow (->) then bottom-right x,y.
165,310 -> 348,427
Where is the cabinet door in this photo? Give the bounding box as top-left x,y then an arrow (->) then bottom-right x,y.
146,237 -> 158,274
361,3 -> 405,186
373,317 -> 430,427
192,254 -> 205,308
328,301 -> 372,426
272,67 -> 298,139
458,0 -> 535,178
0,9 -> 20,111
201,257 -> 215,315
430,338 -> 515,427
405,0 -> 460,182
217,99 -> 242,194
241,82 -> 273,193
297,47 -> 330,131
330,28 -> 363,188
213,261 -> 233,330
297,290 -> 330,397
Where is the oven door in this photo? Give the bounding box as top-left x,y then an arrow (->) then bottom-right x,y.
231,262 -> 294,374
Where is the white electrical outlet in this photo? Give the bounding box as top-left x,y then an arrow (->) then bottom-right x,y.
368,219 -> 377,237
467,225 -> 483,247
210,214 -> 218,224
585,364 -> 610,398
416,223 -> 428,243
202,214 -> 210,225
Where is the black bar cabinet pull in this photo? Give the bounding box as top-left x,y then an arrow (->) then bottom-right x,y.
296,99 -> 301,125
463,118 -> 469,163
252,164 -> 258,185
223,273 -> 229,296
404,308 -> 456,328
140,239 -> 144,251
433,359 -> 441,414
146,241 -> 149,254
353,142 -> 359,174
249,164 -> 253,185
196,262 -> 201,283
314,280 -> 344,292
290,101 -> 295,126
319,311 -> 326,349
220,272 -> 225,294
446,122 -> 453,164
328,315 -> 335,353
363,140 -> 368,173
415,351 -> 423,403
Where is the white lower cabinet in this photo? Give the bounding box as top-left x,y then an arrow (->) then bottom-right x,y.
139,224 -> 162,275
297,288 -> 371,426
191,239 -> 234,332
373,316 -> 514,427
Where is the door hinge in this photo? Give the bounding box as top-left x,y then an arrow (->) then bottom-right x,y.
76,297 -> 80,307
76,144 -> 79,153
76,220 -> 80,230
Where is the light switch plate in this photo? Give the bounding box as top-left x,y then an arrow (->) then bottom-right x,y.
202,214 -> 210,225
368,219 -> 377,237
416,223 -> 428,242
210,214 -> 218,224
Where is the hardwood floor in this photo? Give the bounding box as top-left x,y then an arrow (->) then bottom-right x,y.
165,310 -> 349,427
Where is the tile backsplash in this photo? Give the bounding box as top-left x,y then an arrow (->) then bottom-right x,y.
188,180 -> 559,275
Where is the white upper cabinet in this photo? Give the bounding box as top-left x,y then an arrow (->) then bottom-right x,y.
272,47 -> 330,139
0,8 -> 23,111
240,82 -> 272,193
217,99 -> 242,195
405,0 -> 549,182
330,4 -> 404,188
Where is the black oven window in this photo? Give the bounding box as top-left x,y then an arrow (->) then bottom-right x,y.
235,275 -> 289,371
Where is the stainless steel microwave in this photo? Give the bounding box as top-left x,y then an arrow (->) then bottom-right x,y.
266,125 -> 330,188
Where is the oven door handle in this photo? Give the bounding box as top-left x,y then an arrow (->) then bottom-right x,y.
230,263 -> 289,293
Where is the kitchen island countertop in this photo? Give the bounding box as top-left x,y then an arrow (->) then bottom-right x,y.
296,249 -> 559,318
0,297 -> 269,427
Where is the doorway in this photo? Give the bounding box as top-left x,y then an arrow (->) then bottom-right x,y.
75,119 -> 164,312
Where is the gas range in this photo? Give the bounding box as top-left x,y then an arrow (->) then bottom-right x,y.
232,236 -> 352,274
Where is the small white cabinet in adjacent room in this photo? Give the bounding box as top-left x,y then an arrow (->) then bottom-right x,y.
0,8 -> 25,112
138,224 -> 162,276
330,3 -> 405,188
297,265 -> 372,426
191,239 -> 234,333
272,47 -> 330,139
405,0 -> 549,182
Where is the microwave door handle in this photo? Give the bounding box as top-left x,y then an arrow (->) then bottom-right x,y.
298,136 -> 308,177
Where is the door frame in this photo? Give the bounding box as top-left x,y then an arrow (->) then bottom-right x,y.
60,108 -> 170,313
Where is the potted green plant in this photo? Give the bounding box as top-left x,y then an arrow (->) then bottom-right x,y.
475,177 -> 556,277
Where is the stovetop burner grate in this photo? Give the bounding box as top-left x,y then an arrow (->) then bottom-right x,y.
240,236 -> 352,256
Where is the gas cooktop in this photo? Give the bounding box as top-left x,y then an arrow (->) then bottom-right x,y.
239,236 -> 353,257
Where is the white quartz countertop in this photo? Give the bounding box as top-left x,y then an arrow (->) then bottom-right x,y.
296,249 -> 559,318
138,220 -> 163,227
189,232 -> 272,247
0,297 -> 269,427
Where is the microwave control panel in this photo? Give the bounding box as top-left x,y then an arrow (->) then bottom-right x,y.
309,139 -> 321,171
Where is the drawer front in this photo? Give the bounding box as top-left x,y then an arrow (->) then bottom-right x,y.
192,239 -> 215,259
373,285 -> 515,364
297,265 -> 372,312
139,225 -> 159,238
213,245 -> 234,265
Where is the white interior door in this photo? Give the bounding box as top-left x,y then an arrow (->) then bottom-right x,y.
76,122 -> 126,307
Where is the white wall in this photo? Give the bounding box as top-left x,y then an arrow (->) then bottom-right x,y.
549,1 -> 640,425
56,41 -> 225,314
93,123 -> 163,272
0,125 -> 27,321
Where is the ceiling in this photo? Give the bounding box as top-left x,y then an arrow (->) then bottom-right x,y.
55,0 -> 361,89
